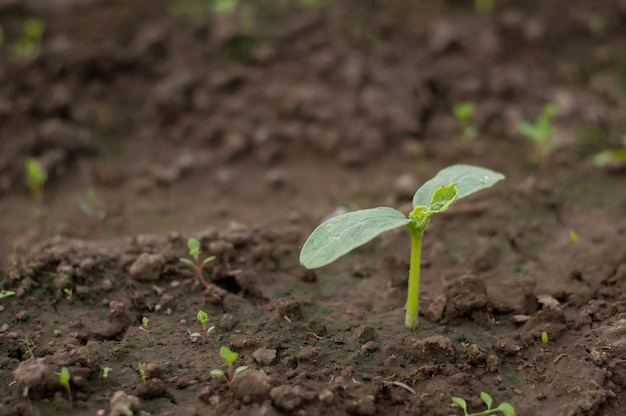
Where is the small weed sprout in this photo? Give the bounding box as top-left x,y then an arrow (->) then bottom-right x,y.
139,316 -> 149,333
25,158 -> 47,204
569,230 -> 579,245
63,288 -> 73,301
59,366 -> 72,411
451,391 -> 516,416
0,290 -> 15,299
189,310 -> 215,342
180,238 -> 215,290
23,336 -> 35,358
138,362 -> 147,382
453,101 -> 478,151
541,331 -> 549,358
594,135 -> 626,170
80,188 -> 106,233
300,165 -> 504,330
517,104 -> 556,166
210,346 -> 248,385
101,366 -> 112,379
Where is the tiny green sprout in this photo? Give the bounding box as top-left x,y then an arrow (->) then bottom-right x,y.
541,331 -> 549,358
139,316 -> 149,332
460,341 -> 471,354
210,345 -> 248,385
594,135 -> 626,170
517,104 -> 557,166
453,101 -> 478,150
189,310 -> 215,342
451,391 -> 516,416
63,288 -> 73,301
80,188 -> 106,233
25,158 -> 47,204
101,366 -> 112,379
300,165 -> 504,330
0,290 -> 16,299
11,18 -> 45,60
180,238 -> 216,290
569,230 -> 579,245
138,362 -> 147,382
59,366 -> 72,411
22,386 -> 29,398
23,336 -> 34,359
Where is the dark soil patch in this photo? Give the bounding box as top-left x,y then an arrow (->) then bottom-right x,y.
2,1 -> 626,415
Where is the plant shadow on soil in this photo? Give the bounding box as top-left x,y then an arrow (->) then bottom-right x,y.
2,0 -> 626,415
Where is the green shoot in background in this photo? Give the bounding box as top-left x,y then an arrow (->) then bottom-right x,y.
594,134 -> 626,170
190,310 -> 215,342
138,362 -> 147,382
517,104 -> 556,166
11,17 -> 45,60
59,366 -> 72,411
452,391 -> 516,416
541,331 -> 549,358
300,165 -> 504,330
101,366 -> 112,379
210,345 -> 248,385
80,188 -> 106,233
25,158 -> 47,204
453,101 -> 478,151
180,238 -> 215,289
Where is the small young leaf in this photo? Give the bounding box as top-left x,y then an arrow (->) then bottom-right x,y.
234,366 -> 248,376
480,391 -> 493,409
428,184 -> 458,213
187,238 -> 201,256
451,397 -> 468,413
412,165 -> 504,209
300,207 -> 410,269
541,331 -> 549,344
180,258 -> 195,267
210,369 -> 225,377
220,345 -> 238,365
201,256 -> 216,266
197,310 -> 209,324
497,402 -> 517,416
59,367 -> 71,388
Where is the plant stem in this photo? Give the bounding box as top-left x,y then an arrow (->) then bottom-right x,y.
405,226 -> 424,330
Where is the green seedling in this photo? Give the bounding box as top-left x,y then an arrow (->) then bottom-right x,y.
517,104 -> 556,166
300,165 -> 504,330
180,238 -> 216,290
0,290 -> 15,299
80,188 -> 106,233
210,346 -> 248,385
23,336 -> 34,359
139,316 -> 149,332
101,366 -> 112,379
138,362 -> 147,382
569,230 -> 579,245
541,331 -> 549,358
451,391 -> 516,416
594,135 -> 626,170
11,17 -> 45,60
59,366 -> 72,411
189,310 -> 215,342
453,101 -> 478,151
25,158 -> 47,204
63,288 -> 73,301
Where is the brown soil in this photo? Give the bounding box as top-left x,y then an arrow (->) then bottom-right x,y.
2,1 -> 626,415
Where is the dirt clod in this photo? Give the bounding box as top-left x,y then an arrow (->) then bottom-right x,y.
231,369 -> 272,404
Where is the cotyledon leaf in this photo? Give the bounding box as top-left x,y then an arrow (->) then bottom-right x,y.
300,207 -> 410,269
412,164 -> 505,208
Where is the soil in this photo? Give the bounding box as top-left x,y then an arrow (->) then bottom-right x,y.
1,0 -> 626,415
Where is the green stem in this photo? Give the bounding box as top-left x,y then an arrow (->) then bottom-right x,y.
405,225 -> 424,330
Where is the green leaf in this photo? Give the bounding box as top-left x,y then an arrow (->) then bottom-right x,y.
220,346 -> 238,365
412,165 -> 504,208
497,402 -> 517,416
300,207 -> 410,269
180,258 -> 195,267
187,238 -> 201,256
480,391 -> 493,409
201,256 -> 216,266
234,366 -> 248,376
428,184 -> 458,213
59,367 -> 71,388
197,310 -> 208,324
210,369 -> 225,377
451,397 -> 468,413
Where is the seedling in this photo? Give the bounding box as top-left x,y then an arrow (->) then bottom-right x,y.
594,135 -> 626,170
0,290 -> 15,299
59,366 -> 72,411
453,101 -> 478,151
25,158 -> 47,204
138,362 -> 147,382
300,165 -> 504,330
11,18 -> 45,60
80,188 -> 106,233
63,288 -> 73,301
23,336 -> 35,359
180,238 -> 216,290
210,345 -> 248,385
139,316 -> 149,332
517,104 -> 556,166
541,331 -> 549,358
189,310 -> 215,342
569,230 -> 579,245
101,366 -> 112,379
451,391 -> 516,416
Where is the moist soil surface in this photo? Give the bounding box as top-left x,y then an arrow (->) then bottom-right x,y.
2,1 -> 626,415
